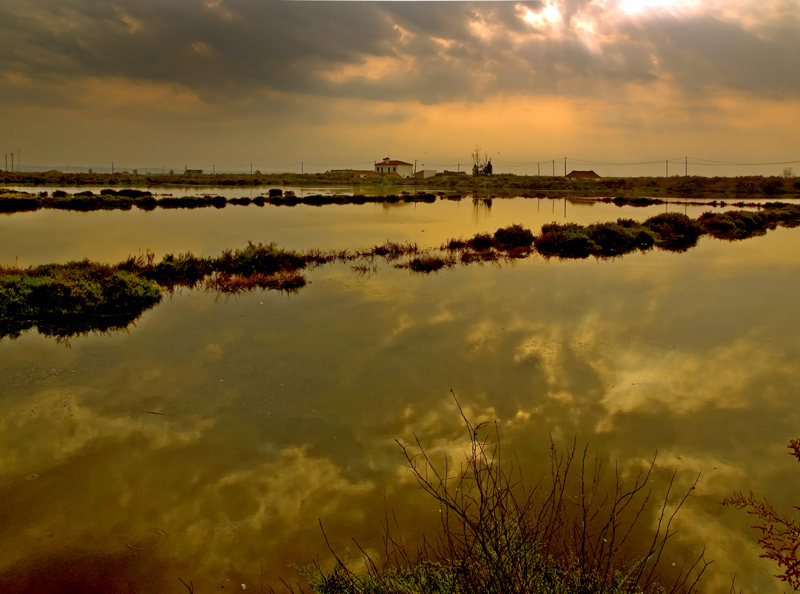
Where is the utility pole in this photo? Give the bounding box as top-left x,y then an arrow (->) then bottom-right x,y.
414,159 -> 417,174
301,162 -> 304,174
4,153 -> 6,171
685,156 -> 688,176
537,163 -> 540,176
250,163 -> 253,175
666,160 -> 668,177
552,160 -> 555,176
564,157 -> 566,177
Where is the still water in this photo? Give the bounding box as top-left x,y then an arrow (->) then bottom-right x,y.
1,195 -> 798,593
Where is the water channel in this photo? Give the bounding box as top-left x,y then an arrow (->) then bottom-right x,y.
1,189 -> 798,593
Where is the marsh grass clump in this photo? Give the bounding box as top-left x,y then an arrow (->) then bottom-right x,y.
442,238 -> 468,251
368,241 -> 420,260
205,270 -> 306,294
0,192 -> 43,213
534,223 -> 595,258
215,241 -> 308,277
762,202 -> 800,228
493,224 -> 535,248
586,220 -> 657,257
697,210 -> 771,240
300,396 -> 708,594
0,261 -> 162,340
643,213 -> 704,252
466,233 -> 495,252
399,254 -> 456,273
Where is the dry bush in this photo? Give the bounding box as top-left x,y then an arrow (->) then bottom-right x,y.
723,438 -> 800,590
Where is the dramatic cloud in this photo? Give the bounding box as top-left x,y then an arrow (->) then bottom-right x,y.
1,0 -> 798,172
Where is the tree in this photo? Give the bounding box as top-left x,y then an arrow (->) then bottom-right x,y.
782,167 -> 796,178
472,145 -> 493,177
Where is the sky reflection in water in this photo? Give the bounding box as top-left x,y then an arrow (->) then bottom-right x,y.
1,206 -> 799,593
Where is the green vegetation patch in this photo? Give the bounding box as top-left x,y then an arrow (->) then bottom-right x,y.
0,261 -> 162,340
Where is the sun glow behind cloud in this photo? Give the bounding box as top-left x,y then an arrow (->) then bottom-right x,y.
521,0 -> 563,36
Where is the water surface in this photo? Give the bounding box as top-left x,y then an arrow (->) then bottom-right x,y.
1,196 -> 798,593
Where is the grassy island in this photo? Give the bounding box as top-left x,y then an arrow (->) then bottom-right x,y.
5,203 -> 800,340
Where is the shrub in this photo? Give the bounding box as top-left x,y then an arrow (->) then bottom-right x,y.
493,224 -> 534,248
467,233 -> 495,251
644,213 -> 703,252
534,223 -> 594,259
586,221 -> 656,257
697,211 -> 769,240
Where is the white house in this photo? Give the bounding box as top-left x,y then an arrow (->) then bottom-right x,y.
374,157 -> 414,178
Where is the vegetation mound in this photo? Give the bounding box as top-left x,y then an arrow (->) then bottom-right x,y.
0,262 -> 162,340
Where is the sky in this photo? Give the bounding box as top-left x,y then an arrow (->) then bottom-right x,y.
1,0 -> 799,176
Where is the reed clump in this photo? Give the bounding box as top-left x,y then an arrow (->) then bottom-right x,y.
299,396 -> 708,594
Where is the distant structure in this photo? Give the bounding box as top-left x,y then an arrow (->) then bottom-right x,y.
184,168 -> 204,174
414,170 -> 437,179
375,157 -> 414,178
566,170 -> 601,179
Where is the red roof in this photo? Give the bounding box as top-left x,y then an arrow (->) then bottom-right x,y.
566,170 -> 601,179
377,159 -> 412,166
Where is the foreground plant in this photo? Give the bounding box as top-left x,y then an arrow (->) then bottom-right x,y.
723,438 -> 800,590
298,395 -> 708,594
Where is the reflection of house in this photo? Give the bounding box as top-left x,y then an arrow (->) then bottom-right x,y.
375,157 -> 413,178
566,170 -> 601,179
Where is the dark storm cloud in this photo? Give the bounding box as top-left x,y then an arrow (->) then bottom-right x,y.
1,0 -> 798,109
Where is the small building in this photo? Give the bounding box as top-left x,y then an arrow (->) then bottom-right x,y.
375,157 -> 414,178
184,168 -> 204,174
566,170 -> 601,179
414,170 -> 437,179
354,170 -> 379,179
